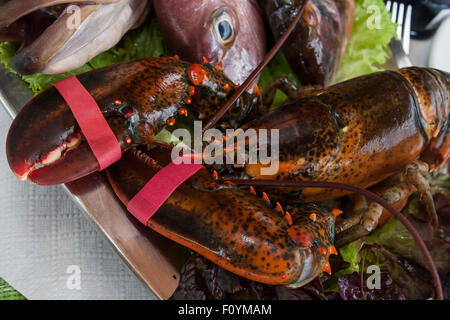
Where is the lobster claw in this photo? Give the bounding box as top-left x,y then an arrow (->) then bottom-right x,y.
106,145 -> 337,287
6,58 -> 191,185
6,84 -> 129,185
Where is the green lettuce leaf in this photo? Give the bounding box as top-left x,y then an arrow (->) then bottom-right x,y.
333,0 -> 397,83
324,240 -> 364,292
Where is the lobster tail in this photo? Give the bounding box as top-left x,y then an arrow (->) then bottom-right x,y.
395,67 -> 450,170
430,68 -> 450,126
106,146 -> 336,287
395,67 -> 448,141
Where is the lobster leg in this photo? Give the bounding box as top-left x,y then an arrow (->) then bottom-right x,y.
404,161 -> 438,226
262,76 -> 299,110
261,76 -> 323,111
334,160 -> 437,246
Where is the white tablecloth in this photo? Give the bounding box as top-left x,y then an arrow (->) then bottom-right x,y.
0,107 -> 156,300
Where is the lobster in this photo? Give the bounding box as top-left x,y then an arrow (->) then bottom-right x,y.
4,2 -> 449,295
215,66 -> 450,244
106,144 -> 338,287
5,55 -> 449,290
6,56 -> 258,184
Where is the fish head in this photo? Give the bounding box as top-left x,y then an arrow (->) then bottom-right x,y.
261,0 -> 354,86
0,0 -> 151,75
154,0 -> 266,85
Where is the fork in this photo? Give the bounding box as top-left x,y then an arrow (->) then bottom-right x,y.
386,0 -> 413,68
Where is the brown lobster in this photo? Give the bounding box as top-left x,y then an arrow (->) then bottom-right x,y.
107,144 -> 338,287
5,54 -> 449,289
6,56 -> 257,184
218,67 -> 450,245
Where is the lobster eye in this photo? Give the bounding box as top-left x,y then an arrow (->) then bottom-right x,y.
304,7 -> 317,26
212,9 -> 235,47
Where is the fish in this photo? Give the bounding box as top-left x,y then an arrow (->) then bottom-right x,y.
260,0 -> 355,86
153,0 -> 266,86
0,0 -> 151,75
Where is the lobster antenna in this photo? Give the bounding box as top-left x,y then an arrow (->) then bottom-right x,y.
228,179 -> 444,300
202,0 -> 308,132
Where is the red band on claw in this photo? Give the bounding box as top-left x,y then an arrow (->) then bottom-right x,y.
54,76 -> 121,170
127,157 -> 205,225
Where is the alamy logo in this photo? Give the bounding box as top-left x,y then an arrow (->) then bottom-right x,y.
366,265 -> 381,290
66,265 -> 81,290
367,5 -> 382,30
171,121 -> 280,176
66,5 -> 81,30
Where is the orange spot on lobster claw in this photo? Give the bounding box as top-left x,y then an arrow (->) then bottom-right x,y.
319,247 -> 328,255
188,64 -> 207,86
287,226 -> 312,248
285,211 -> 293,226
330,245 -> 338,255
262,192 -> 270,204
309,213 -> 317,221
323,262 -> 332,275
208,182 -> 219,190
123,107 -> 134,119
332,208 -> 343,218
179,108 -> 188,117
275,202 -> 283,213
249,186 -> 257,195
167,118 -> 176,126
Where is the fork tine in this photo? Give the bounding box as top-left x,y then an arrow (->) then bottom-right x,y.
385,0 -> 413,68
386,0 -> 392,12
397,3 -> 405,40
403,4 -> 412,55
391,1 -> 398,24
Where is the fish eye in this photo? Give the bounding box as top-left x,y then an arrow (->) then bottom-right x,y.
212,10 -> 235,47
304,7 -> 317,26
218,20 -> 233,41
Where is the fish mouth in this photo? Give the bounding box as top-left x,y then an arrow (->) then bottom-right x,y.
0,0 -> 149,75
0,1 -> 120,28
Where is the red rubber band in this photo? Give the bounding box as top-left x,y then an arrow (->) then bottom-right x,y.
54,76 -> 121,170
127,158 -> 205,225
